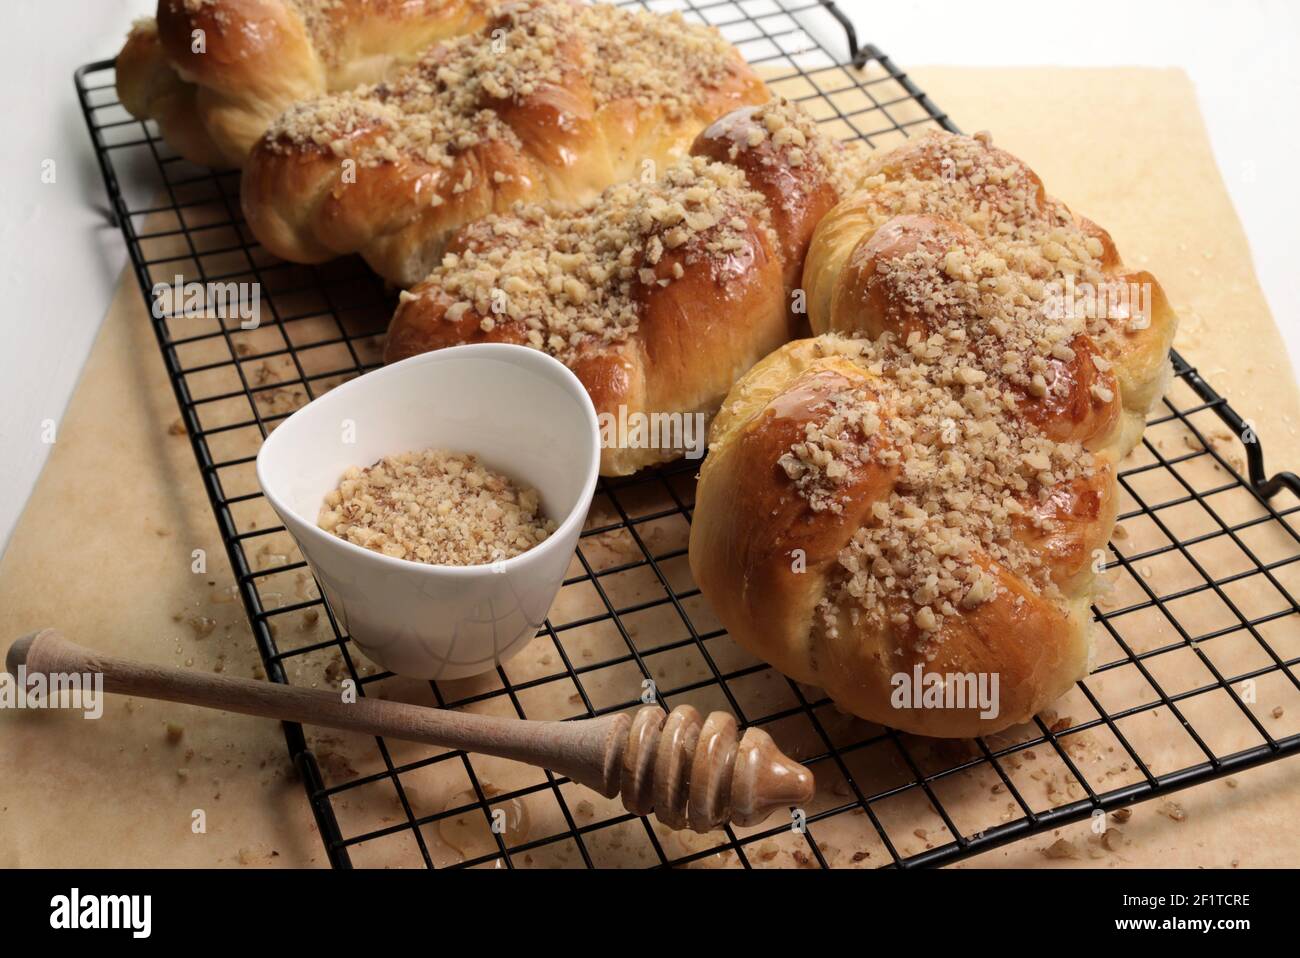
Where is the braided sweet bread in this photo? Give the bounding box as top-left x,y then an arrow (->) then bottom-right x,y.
117,0 -> 489,168
386,100 -> 851,475
689,131 -> 1177,737
239,0 -> 769,288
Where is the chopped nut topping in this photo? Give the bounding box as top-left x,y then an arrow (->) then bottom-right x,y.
718,98 -> 863,198
318,449 -> 556,565
781,133 -> 1139,648
266,2 -> 746,172
790,330 -> 1094,649
411,155 -> 772,361
399,98 -> 846,364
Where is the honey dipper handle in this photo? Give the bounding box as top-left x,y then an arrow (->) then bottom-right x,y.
7,629 -> 630,797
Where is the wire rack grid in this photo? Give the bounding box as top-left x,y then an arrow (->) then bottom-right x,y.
74,0 -> 1300,869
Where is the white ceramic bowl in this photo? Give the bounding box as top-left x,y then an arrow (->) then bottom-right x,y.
255,344 -> 600,679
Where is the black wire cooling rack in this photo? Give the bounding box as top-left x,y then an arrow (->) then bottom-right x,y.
75,0 -> 1300,868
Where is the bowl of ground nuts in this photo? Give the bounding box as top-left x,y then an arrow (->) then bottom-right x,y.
256,343 -> 601,679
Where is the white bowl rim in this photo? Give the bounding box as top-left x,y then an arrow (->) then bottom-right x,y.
254,342 -> 601,579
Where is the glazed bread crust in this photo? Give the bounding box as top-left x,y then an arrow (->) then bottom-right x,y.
689,131 -> 1177,737
239,0 -> 770,287
117,0 -> 489,168
385,101 -> 847,475
804,133 -> 1177,466
690,339 -> 1110,737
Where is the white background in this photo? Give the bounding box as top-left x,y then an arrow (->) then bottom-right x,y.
1,0 -> 1298,553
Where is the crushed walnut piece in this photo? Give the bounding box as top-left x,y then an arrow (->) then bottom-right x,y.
720,98 -> 864,199
317,449 -> 556,565
790,331 -> 1093,648
399,99 -> 848,363
779,133 -> 1143,647
405,154 -> 772,361
849,131 -> 1146,351
266,2 -> 745,174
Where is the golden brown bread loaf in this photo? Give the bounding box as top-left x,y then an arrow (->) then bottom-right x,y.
385,100 -> 852,475
689,131 -> 1178,737
239,0 -> 770,288
117,0 -> 489,168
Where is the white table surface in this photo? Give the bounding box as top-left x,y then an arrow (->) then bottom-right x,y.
1,0 -> 1297,554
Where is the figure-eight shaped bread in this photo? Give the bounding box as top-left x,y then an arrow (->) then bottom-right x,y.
689,131 -> 1177,736
239,0 -> 769,288
117,0 -> 490,168
386,100 -> 852,475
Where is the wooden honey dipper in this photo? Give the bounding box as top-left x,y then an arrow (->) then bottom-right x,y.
7,629 -> 814,833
